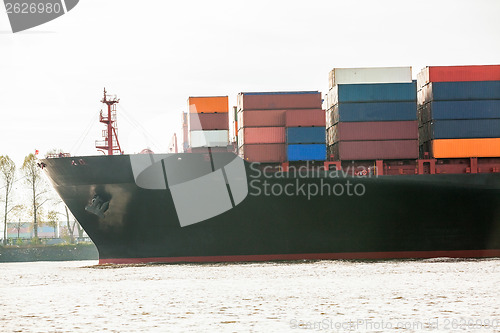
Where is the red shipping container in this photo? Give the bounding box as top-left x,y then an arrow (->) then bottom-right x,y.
238,92 -> 322,110
285,109 -> 326,127
417,65 -> 500,88
329,121 -> 418,143
238,127 -> 285,145
239,144 -> 286,163
237,110 -> 286,128
329,140 -> 419,160
189,113 -> 229,131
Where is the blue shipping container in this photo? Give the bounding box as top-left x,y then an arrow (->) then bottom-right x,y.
419,81 -> 500,105
329,102 -> 417,124
287,144 -> 326,161
419,119 -> 500,140
286,127 -> 326,144
330,81 -> 417,104
418,100 -> 500,123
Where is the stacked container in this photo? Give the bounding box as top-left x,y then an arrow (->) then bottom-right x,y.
286,127 -> 326,161
417,65 -> 500,158
182,112 -> 189,152
188,96 -> 229,150
237,92 -> 324,162
326,67 -> 419,160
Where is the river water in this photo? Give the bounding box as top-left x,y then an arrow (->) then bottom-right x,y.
0,259 -> 499,332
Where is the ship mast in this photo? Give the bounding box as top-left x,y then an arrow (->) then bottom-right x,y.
95,88 -> 122,155
168,133 -> 178,153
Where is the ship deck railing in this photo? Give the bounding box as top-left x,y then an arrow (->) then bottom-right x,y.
46,153 -> 72,159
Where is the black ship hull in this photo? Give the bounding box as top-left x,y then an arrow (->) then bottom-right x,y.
42,153 -> 500,264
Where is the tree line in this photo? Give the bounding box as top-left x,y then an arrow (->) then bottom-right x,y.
0,153 -> 82,245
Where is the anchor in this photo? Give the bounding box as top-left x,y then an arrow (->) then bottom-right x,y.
85,195 -> 110,218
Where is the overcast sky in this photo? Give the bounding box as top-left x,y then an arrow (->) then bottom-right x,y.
1,0 -> 499,166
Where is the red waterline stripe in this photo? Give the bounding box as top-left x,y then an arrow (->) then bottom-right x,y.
98,249 -> 500,265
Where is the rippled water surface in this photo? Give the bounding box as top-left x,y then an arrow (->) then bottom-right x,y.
1,259 -> 499,332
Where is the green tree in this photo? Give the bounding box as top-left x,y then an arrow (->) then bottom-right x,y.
9,205 -> 26,241
0,155 -> 16,245
47,210 -> 58,238
22,153 -> 50,240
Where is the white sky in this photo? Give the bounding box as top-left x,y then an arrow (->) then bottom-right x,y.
1,0 -> 500,166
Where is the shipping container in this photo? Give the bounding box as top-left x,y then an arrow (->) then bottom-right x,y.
190,130 -> 229,148
418,100 -> 500,123
238,127 -> 285,145
328,81 -> 417,106
189,113 -> 229,131
327,102 -> 417,125
189,96 -> 229,113
287,144 -> 326,161
286,127 -> 326,144
238,144 -> 287,163
238,91 -> 322,110
326,126 -> 333,146
183,125 -> 189,151
418,81 -> 500,105
430,138 -> 500,158
237,110 -> 286,128
329,67 -> 412,89
285,109 -> 325,127
231,106 -> 238,143
419,119 -> 500,141
417,65 -> 500,88
329,140 -> 419,160
328,121 -> 418,144
325,109 -> 334,128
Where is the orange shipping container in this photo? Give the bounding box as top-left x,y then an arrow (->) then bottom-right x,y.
188,96 -> 229,113
431,138 -> 500,158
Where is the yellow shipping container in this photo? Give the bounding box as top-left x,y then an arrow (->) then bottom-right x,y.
432,138 -> 500,158
188,96 -> 228,113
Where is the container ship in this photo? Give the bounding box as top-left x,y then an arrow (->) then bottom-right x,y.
41,65 -> 500,264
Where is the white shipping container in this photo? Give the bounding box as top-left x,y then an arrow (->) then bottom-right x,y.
326,88 -> 336,110
329,67 -> 412,88
190,130 -> 229,148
